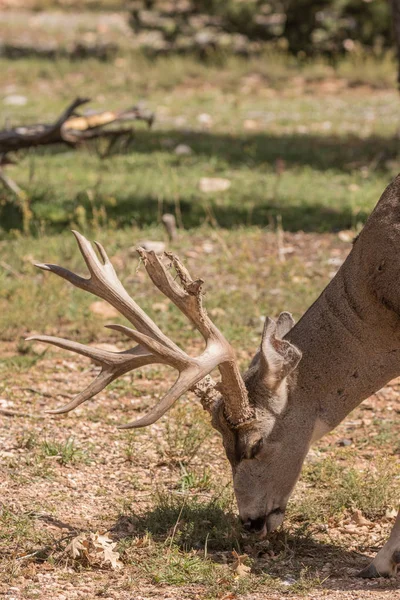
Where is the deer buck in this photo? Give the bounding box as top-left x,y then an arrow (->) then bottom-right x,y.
28,175 -> 400,578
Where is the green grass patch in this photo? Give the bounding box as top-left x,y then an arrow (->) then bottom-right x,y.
295,455 -> 399,522
40,437 -> 88,466
1,51 -> 399,236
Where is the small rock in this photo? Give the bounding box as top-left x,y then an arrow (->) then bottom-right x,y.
162,213 -> 177,242
202,241 -> 214,253
174,144 -> 192,156
199,177 -> 231,193
243,119 -> 259,130
3,94 -> 27,106
197,112 -> 213,126
338,230 -> 354,243
337,438 -> 352,447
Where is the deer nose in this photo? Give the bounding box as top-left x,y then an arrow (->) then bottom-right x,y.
242,516 -> 266,533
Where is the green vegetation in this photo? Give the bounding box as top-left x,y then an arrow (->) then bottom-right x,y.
295,455 -> 399,522
1,50 -> 398,237
40,437 -> 87,465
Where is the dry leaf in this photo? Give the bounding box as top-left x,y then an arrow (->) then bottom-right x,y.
66,535 -> 87,559
235,562 -> 251,577
231,550 -> 251,578
385,508 -> 398,519
65,532 -> 122,570
93,533 -> 122,570
351,509 -> 371,527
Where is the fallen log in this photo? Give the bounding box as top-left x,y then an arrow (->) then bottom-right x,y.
0,97 -> 154,155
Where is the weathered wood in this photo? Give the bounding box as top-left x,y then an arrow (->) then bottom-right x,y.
0,98 -> 153,155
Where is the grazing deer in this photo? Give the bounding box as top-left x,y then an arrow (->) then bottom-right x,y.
29,175 -> 400,578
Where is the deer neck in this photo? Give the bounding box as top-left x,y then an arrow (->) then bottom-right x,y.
286,175 -> 400,432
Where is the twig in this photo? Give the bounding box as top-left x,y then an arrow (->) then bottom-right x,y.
20,387 -> 52,397
276,214 -> 285,263
0,408 -> 43,418
167,496 -> 187,556
0,168 -> 26,200
0,260 -> 23,279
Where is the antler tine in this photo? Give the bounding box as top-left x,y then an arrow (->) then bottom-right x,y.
26,334 -> 162,414
26,334 -> 152,365
137,248 -> 216,340
30,231 -> 252,429
27,329 -> 220,424
105,324 -> 190,370
35,231 -> 180,351
119,363 -> 218,429
137,248 -> 254,426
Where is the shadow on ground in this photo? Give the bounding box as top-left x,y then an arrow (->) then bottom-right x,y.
0,184 -> 371,233
27,128 -> 400,172
111,503 -> 400,591
2,129 -> 399,234
130,129 -> 400,173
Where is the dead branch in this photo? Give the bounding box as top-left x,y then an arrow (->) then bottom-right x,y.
0,98 -> 154,156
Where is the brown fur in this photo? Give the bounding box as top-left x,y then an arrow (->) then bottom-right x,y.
214,175 -> 400,574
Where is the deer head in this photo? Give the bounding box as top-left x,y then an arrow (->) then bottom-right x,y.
28,231 -> 307,535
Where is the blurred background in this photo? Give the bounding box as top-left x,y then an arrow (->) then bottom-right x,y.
0,0 -> 399,236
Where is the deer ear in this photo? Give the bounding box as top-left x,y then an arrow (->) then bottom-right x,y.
258,315 -> 302,390
275,311 -> 295,338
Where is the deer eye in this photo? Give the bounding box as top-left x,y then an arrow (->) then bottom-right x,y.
248,437 -> 264,459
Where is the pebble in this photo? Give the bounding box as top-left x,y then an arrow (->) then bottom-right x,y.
174,143 -> 192,155
3,94 -> 27,106
338,438 -> 352,447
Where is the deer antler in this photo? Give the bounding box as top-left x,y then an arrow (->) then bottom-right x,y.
27,232 -> 253,428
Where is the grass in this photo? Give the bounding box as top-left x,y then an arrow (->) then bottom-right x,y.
40,436 -> 86,465
125,490 -> 240,551
294,455 -> 400,523
1,49 -> 399,236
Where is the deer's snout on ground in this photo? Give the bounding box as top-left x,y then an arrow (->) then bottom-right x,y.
241,508 -> 285,536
